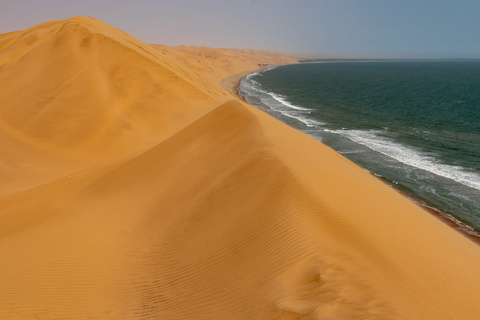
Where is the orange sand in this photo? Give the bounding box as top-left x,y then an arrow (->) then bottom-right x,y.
0,16 -> 479,319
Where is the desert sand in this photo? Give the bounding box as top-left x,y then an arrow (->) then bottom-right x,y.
0,16 -> 479,319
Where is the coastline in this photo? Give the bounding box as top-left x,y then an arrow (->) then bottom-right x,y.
391,182 -> 480,245
220,64 -> 286,101
231,68 -> 480,246
219,69 -> 255,101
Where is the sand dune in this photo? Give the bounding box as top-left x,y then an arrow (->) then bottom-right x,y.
0,16 -> 480,319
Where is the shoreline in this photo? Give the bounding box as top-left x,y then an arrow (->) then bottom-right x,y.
220,70 -> 254,102
220,64 -> 284,101
390,182 -> 480,245
228,69 -> 480,246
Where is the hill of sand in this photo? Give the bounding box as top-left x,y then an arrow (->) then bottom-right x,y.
1,16 -> 480,319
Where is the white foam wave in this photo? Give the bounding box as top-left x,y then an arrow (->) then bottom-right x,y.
332,129 -> 480,191
240,75 -> 324,128
281,112 -> 325,127
245,72 -> 262,81
244,70 -> 310,111
268,91 -> 310,111
245,65 -> 279,80
251,85 -> 310,111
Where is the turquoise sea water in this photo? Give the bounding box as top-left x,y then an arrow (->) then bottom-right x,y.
238,61 -> 480,234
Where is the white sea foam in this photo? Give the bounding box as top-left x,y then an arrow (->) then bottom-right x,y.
240,75 -> 324,128
268,92 -> 311,111
245,65 -> 279,80
280,112 -> 324,127
245,69 -> 310,111
332,129 -> 480,191
252,86 -> 311,111
245,72 -> 261,81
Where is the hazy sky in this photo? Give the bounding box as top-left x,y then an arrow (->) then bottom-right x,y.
1,0 -> 479,58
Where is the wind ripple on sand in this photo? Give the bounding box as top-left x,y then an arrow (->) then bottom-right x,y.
92,101 -> 389,319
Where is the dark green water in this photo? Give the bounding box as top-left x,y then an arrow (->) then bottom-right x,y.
239,61 -> 480,234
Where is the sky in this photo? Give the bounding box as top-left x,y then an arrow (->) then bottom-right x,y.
1,0 -> 480,58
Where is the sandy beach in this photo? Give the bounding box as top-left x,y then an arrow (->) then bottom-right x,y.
220,70 -> 258,98
220,65 -> 279,100
1,16 -> 480,319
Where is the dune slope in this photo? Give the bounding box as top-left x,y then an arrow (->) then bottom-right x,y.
0,16 -> 219,194
0,17 -> 480,320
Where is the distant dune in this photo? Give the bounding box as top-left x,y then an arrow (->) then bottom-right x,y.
0,16 -> 479,319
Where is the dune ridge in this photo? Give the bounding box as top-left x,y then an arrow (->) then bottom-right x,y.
1,17 -> 480,319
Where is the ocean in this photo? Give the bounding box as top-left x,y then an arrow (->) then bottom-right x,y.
238,60 -> 480,235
